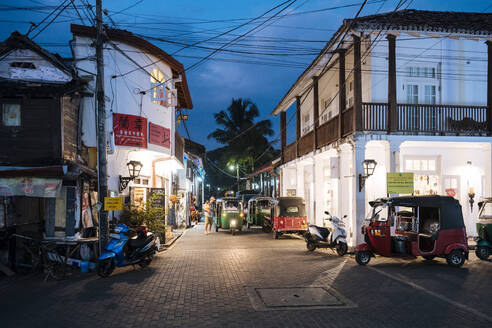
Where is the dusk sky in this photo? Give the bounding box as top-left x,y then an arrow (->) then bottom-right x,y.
0,0 -> 490,150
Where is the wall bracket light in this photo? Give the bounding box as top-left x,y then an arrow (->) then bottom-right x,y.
359,159 -> 377,192
119,160 -> 143,192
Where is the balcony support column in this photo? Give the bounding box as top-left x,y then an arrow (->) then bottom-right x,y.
487,40 -> 492,134
296,96 -> 301,157
337,49 -> 346,139
387,34 -> 397,133
280,111 -> 286,163
353,34 -> 363,131
313,76 -> 319,150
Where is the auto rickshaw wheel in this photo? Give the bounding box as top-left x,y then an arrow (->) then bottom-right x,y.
336,242 -> 348,256
475,246 -> 490,260
273,230 -> 279,239
422,255 -> 435,261
306,241 -> 316,252
355,251 -> 371,265
446,249 -> 465,267
215,225 -> 219,232
262,224 -> 272,233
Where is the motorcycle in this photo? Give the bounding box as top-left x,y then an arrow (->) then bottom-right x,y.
97,224 -> 158,277
304,211 -> 348,256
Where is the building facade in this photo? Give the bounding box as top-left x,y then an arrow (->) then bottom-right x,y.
70,25 -> 193,219
273,10 -> 492,246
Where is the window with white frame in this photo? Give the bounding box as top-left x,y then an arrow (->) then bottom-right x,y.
406,84 -> 418,104
302,112 -> 312,134
424,85 -> 436,104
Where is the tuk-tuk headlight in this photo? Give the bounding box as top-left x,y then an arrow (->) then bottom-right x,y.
240,213 -> 244,218
231,219 -> 236,226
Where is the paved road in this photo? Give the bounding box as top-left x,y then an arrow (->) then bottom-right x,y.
1,224 -> 492,328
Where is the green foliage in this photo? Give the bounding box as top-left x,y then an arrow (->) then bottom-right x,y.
119,194 -> 167,235
206,98 -> 278,191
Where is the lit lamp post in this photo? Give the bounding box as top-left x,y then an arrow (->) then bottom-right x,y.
359,159 -> 377,192
119,160 -> 143,192
229,163 -> 240,192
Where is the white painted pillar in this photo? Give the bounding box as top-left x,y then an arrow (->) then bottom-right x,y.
353,138 -> 367,247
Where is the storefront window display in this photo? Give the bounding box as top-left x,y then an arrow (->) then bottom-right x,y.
404,156 -> 441,196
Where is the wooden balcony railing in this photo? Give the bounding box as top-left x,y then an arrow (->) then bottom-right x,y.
284,141 -> 297,163
298,130 -> 314,156
361,102 -> 387,131
397,104 -> 487,133
283,102 -> 489,164
317,115 -> 338,147
175,132 -> 184,165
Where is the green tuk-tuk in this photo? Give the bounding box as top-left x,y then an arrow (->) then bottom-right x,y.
215,197 -> 244,235
476,198 -> 492,260
246,196 -> 274,232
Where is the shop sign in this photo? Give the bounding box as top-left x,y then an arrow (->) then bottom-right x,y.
149,122 -> 170,149
0,178 -> 62,197
387,173 -> 414,194
148,188 -> 166,209
113,113 -> 147,148
104,197 -> 123,211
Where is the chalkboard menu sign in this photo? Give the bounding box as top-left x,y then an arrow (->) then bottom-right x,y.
148,188 -> 166,209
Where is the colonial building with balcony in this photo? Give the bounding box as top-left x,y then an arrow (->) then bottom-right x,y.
272,10 -> 492,246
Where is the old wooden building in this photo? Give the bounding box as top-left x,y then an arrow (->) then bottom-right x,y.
0,32 -> 94,272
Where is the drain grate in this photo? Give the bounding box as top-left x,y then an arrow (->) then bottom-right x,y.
246,286 -> 357,311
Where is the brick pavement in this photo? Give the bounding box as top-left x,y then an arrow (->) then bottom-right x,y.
1,224 -> 492,327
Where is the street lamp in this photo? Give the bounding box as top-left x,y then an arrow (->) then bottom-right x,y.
229,162 -> 240,192
358,159 -> 377,192
119,160 -> 143,192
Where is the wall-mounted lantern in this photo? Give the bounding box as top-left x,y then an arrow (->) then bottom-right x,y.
359,159 -> 377,192
119,160 -> 143,192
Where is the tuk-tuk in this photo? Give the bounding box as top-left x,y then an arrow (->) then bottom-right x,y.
476,198 -> 492,260
215,197 -> 244,235
355,196 -> 469,267
272,197 -> 308,239
246,196 -> 274,232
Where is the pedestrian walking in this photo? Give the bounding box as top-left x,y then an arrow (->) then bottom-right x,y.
203,200 -> 212,234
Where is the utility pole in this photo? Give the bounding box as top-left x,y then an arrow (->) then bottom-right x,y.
95,0 -> 108,253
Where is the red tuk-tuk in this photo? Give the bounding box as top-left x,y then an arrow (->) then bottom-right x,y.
355,196 -> 469,267
272,197 -> 308,239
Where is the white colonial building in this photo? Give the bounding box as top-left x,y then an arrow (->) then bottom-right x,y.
273,10 -> 492,246
71,24 -> 193,217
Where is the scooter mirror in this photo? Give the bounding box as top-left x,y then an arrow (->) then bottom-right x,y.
324,211 -> 330,215
343,215 -> 347,218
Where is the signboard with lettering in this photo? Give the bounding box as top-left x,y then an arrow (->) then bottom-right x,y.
387,173 -> 414,194
113,113 -> 147,148
104,197 -> 123,211
0,178 -> 62,198
149,122 -> 170,149
148,188 -> 166,209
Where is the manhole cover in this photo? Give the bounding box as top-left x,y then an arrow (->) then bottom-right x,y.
245,286 -> 356,311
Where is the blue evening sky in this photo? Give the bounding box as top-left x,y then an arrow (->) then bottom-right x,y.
0,0 -> 490,150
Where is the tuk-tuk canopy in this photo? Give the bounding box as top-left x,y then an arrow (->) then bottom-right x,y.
217,197 -> 241,211
369,195 -> 464,230
275,197 -> 306,217
249,196 -> 274,207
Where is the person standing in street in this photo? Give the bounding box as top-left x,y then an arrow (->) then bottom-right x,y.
203,200 -> 212,234
209,196 -> 216,232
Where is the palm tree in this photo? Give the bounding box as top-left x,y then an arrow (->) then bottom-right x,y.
208,98 -> 275,172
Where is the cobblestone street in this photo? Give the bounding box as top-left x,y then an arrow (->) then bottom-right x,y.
2,224 -> 492,328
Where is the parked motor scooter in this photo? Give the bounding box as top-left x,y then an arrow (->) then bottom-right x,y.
97,224 -> 158,277
304,211 -> 348,256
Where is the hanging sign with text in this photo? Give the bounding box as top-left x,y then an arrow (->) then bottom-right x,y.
104,197 -> 123,211
387,172 -> 414,194
113,113 -> 147,148
149,122 -> 170,149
